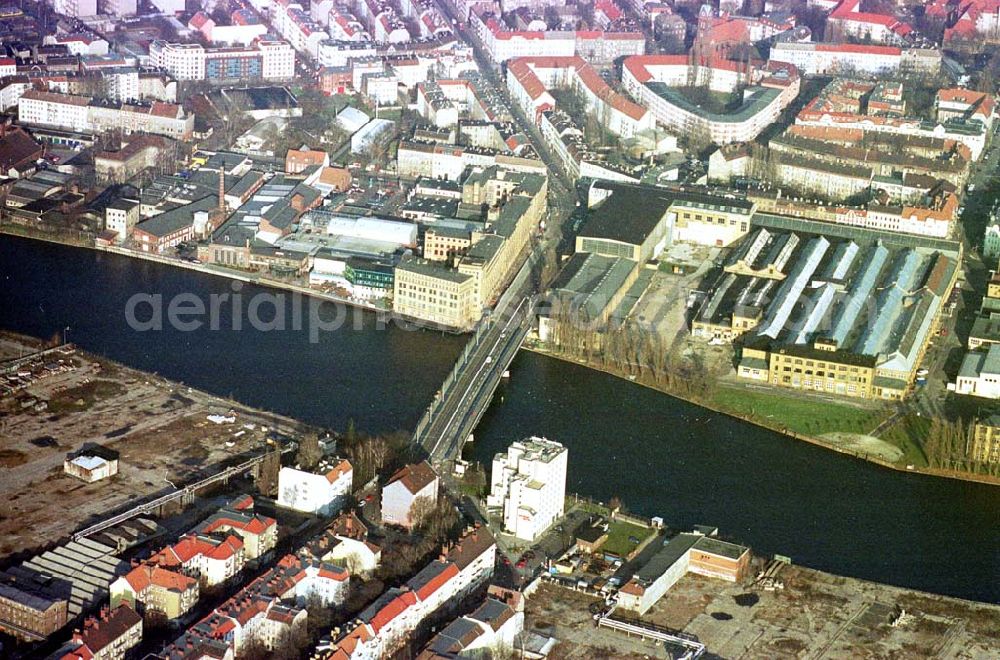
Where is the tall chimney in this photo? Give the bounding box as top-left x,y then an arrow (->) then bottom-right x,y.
218,167 -> 225,213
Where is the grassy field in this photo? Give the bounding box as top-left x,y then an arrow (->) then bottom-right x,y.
879,414 -> 931,467
602,520 -> 655,558
712,386 -> 887,438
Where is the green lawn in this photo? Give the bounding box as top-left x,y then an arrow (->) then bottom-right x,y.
602,520 -> 655,558
712,386 -> 887,437
878,414 -> 931,467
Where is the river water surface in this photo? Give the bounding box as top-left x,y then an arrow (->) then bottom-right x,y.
2,236 -> 998,603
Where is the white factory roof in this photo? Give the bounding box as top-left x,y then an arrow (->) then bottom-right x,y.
326,215 -> 416,245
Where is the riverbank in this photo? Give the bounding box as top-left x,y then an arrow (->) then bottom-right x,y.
0,224 -> 385,314
522,343 -> 1000,488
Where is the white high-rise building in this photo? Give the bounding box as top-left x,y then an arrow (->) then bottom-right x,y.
487,437 -> 567,541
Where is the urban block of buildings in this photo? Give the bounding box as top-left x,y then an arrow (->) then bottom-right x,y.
795,79 -> 995,160
314,525 -> 496,659
392,167 -> 547,330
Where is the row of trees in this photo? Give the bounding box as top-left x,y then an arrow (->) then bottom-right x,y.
923,417 -> 1000,477
544,310 -> 718,402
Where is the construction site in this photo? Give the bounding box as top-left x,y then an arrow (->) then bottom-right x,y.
0,332 -> 310,557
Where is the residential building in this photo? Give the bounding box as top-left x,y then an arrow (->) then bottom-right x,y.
707,143 -> 751,184
60,604 -> 142,660
381,461 -> 439,530
193,505 -> 278,562
149,40 -> 295,82
53,0 -> 98,17
471,7 -> 644,65
317,525 -> 496,659
826,0 -> 913,45
307,512 -> 382,577
621,55 -> 800,145
17,90 -> 193,140
110,564 -> 200,622
487,437 -> 567,541
416,592 -> 524,658
970,416 -> 1000,464
151,534 -> 246,588
506,56 -> 654,139
795,78 -> 990,160
985,210 -> 1000,262
277,459 -> 354,516
770,42 -> 941,77
105,199 -> 140,244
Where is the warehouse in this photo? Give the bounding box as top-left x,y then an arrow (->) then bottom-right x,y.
694,216 -> 960,399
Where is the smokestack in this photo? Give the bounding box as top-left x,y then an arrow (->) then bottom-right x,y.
218,167 -> 225,213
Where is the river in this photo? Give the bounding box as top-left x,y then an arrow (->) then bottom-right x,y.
0,236 -> 465,434
2,235 -> 998,604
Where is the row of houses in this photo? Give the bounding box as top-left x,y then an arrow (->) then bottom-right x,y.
469,5 -> 645,65
111,497 -> 279,622
314,524 -> 497,659
17,89 -> 193,140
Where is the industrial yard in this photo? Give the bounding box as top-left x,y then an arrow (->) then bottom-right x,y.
0,332 -> 309,557
525,565 -> 1000,659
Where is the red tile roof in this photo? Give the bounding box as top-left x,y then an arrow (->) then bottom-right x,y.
325,458 -> 353,483
411,561 -> 459,602
123,564 -> 198,594
386,461 -> 438,495
369,590 -> 417,633
74,605 -> 142,655
508,56 -> 650,122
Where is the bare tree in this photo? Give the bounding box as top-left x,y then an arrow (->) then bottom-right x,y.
296,432 -> 324,470
256,450 -> 281,497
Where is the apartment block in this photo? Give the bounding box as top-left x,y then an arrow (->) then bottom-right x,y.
487,437 -> 568,541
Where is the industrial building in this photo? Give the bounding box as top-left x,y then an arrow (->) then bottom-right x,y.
618,528 -> 749,615
577,181 -> 755,262
696,215 -> 960,400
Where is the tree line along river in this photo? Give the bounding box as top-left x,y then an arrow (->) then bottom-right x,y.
1,235 -> 998,604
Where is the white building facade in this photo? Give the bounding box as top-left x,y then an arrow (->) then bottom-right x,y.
278,459 -> 353,515
487,437 -> 567,541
